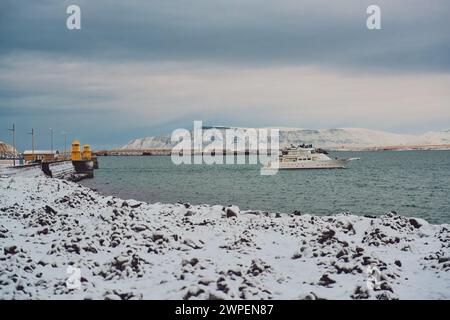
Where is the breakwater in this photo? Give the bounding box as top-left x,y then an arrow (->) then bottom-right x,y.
0,160 -> 95,181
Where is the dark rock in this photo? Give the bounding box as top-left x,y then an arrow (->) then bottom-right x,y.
245,211 -> 261,216
184,210 -> 195,216
216,281 -> 229,293
409,218 -> 422,229
226,208 -> 238,218
83,245 -> 98,253
64,243 -> 81,254
182,257 -> 199,267
299,292 -> 325,300
291,252 -> 302,259
44,205 -> 57,215
131,225 -> 147,232
438,257 -> 450,264
183,238 -> 203,249
318,274 -> 336,287
208,291 -> 226,300
183,286 -> 205,300
37,260 -> 48,266
37,228 -> 49,235
190,258 -> 199,267
227,268 -> 242,277
4,245 -> 18,255
318,229 -> 336,244
336,250 -> 347,259
351,286 -> 370,299
379,282 -> 393,293
394,260 -> 402,267
151,232 -> 165,242
247,259 -> 270,276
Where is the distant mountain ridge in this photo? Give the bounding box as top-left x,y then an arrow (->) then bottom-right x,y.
121,128 -> 450,150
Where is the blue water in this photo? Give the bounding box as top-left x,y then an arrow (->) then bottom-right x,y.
81,151 -> 450,224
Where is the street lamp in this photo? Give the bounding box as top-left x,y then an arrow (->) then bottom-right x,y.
28,128 -> 35,162
8,123 -> 16,166
62,131 -> 69,159
49,128 -> 53,157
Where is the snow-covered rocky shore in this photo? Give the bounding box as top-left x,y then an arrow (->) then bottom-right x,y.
0,175 -> 449,300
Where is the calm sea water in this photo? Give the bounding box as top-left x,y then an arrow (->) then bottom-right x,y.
81,151 -> 450,224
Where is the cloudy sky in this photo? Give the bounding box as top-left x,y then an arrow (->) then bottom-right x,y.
1,0 -> 449,149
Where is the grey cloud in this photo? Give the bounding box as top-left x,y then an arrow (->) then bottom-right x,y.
1,0 -> 450,148
0,0 -> 449,72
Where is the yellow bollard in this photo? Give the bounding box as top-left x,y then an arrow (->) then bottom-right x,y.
82,144 -> 92,160
71,140 -> 82,161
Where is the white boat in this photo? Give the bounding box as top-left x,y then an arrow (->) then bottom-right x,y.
264,144 -> 358,170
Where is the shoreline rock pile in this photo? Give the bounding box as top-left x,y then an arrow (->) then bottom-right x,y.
0,175 -> 449,299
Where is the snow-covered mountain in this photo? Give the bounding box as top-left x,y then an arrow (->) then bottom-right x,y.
121,128 -> 450,150
123,136 -> 173,150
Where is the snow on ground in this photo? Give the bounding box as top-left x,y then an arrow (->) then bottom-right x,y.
0,175 -> 449,300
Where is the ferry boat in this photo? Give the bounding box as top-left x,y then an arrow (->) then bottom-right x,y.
264,144 -> 358,170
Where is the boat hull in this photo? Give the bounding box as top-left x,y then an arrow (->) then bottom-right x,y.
264,159 -> 349,170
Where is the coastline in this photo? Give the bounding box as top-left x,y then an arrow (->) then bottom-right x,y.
96,146 -> 450,156
1,174 -> 449,299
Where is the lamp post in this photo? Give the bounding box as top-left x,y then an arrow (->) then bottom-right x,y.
49,128 -> 53,159
62,131 -> 69,159
28,128 -> 35,162
8,123 -> 16,166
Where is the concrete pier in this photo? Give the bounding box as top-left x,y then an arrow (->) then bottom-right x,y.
1,160 -> 96,181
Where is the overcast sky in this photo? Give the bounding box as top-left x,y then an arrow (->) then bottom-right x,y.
1,0 -> 449,149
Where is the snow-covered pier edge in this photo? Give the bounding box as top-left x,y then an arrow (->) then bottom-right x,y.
0,160 -> 93,182
0,175 -> 449,300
